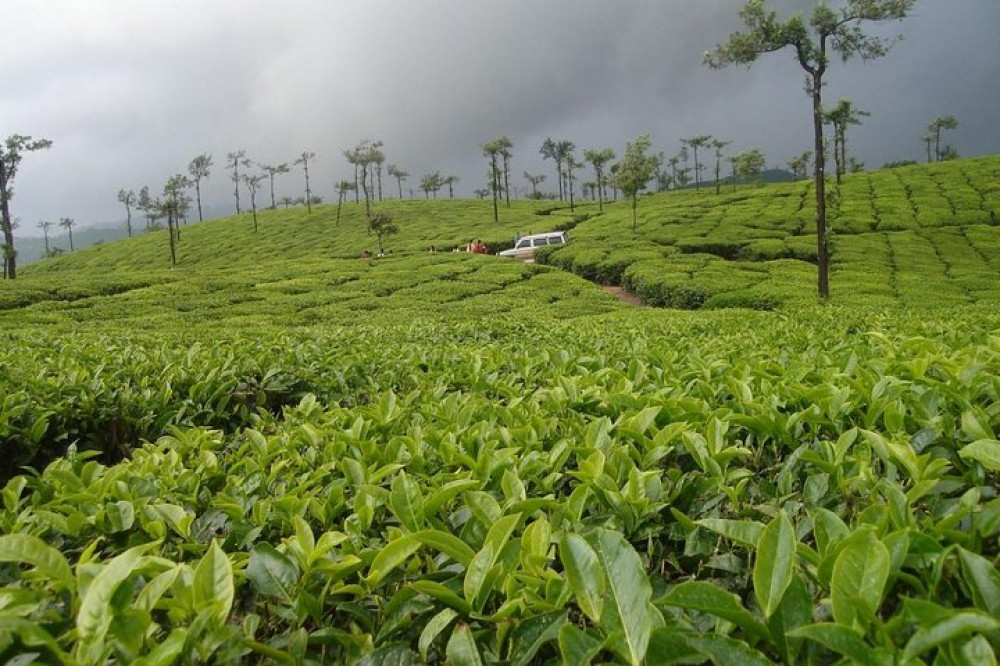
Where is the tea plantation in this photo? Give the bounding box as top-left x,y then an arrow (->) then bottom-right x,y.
1,158 -> 999,664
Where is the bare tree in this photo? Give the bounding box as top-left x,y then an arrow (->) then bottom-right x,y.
335,180 -> 355,225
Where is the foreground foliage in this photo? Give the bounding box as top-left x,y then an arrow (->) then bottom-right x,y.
2,308 -> 999,664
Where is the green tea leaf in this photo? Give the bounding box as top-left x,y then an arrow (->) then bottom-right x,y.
902,611 -> 1000,662
753,510 -> 796,619
686,633 -> 773,666
831,530 -> 890,630
246,543 -> 298,602
366,536 -> 420,588
588,529 -> 652,666
558,532 -> 605,623
0,533 -> 73,586
558,623 -> 604,666
418,608 -> 458,661
446,623 -> 483,666
192,540 -> 234,628
412,529 -> 475,567
958,547 -> 1000,615
660,581 -> 769,640
696,518 -> 765,547
76,545 -> 150,659
959,439 -> 1000,471
509,610 -> 567,666
390,473 -> 425,532
788,623 -> 881,666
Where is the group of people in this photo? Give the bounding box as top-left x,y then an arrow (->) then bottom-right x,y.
361,240 -> 491,258
460,239 -> 490,254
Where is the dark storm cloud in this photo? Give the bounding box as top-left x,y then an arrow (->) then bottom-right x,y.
4,0 -> 998,232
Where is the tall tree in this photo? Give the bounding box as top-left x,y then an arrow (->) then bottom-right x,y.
824,99 -> 869,184
928,114 -> 959,161
711,139 -> 732,194
583,148 -> 615,211
294,151 -> 316,213
921,132 -> 934,163
495,136 -> 513,208
187,154 -> 212,222
523,172 -> 546,199
371,142 -> 386,201
335,180 -> 355,225
59,217 -> 76,252
482,140 -> 504,222
0,134 -> 52,279
387,164 -> 408,199
565,154 -> 582,212
420,172 -> 443,199
444,175 -> 460,199
706,0 -> 915,300
735,149 -> 767,186
162,174 -> 190,265
243,173 -> 265,232
260,163 -> 290,209
787,151 -> 813,181
226,150 -> 249,215
684,135 -> 713,190
540,138 -> 574,202
117,189 -> 136,237
368,210 -> 398,256
613,135 -> 658,231
36,219 -> 53,257
137,186 -> 156,230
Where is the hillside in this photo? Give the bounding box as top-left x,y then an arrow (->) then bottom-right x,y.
541,156 -> 1000,308
19,156 -> 1000,314
2,158 -> 1000,664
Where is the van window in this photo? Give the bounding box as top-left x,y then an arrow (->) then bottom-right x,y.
548,235 -> 565,245
532,237 -> 549,247
515,239 -> 531,249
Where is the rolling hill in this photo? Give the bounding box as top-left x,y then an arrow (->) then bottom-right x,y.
1,157 -> 999,664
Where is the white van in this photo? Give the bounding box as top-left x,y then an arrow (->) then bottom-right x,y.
497,231 -> 569,262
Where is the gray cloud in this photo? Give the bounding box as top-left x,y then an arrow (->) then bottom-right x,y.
4,0 -> 998,232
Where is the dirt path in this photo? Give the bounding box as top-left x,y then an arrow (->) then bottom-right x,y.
601,285 -> 645,307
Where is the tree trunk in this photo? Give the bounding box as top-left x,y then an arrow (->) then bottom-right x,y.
167,211 -> 176,266
812,72 -> 829,300
125,203 -> 133,237
491,155 -> 499,222
195,181 -> 203,222
597,169 -> 604,212
354,164 -> 360,203
556,161 -> 564,201
503,154 -> 511,208
693,147 -> 701,191
337,191 -> 343,225
269,175 -> 276,209
397,178 -> 403,200
304,162 -> 313,214
377,166 -> 383,201
631,194 -> 638,231
0,195 -> 14,278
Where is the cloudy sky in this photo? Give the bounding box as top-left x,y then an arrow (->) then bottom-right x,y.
4,0 -> 998,233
